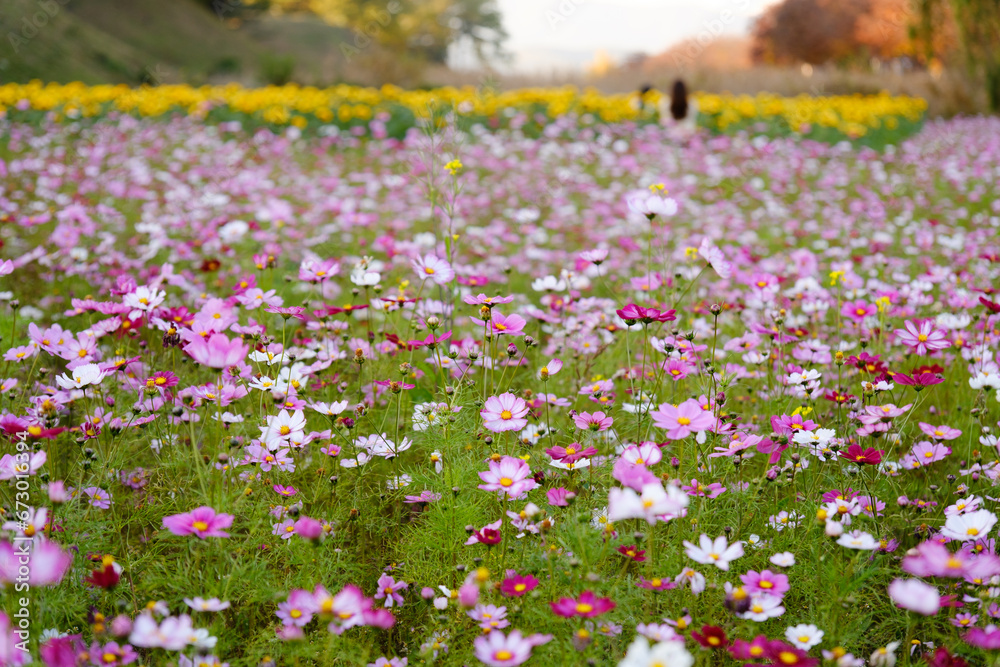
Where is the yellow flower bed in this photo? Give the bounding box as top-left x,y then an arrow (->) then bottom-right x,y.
0,82 -> 926,139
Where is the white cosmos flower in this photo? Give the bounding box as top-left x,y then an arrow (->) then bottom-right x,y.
869,641 -> 900,667
785,623 -> 824,649
683,534 -> 744,571
608,483 -> 689,526
836,530 -> 878,550
740,594 -> 785,621
769,552 -> 796,567
55,362 -> 106,389
617,636 -> 693,667
941,509 -> 997,541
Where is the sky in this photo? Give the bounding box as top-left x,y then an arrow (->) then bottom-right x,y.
477,0 -> 774,72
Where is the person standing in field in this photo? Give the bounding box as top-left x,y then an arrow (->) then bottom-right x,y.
660,79 -> 698,134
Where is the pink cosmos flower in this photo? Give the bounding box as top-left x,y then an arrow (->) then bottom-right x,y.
902,540 -> 1000,580
473,629 -> 552,667
573,411 -> 613,432
83,487 -> 112,509
277,589 -> 317,627
580,248 -> 609,264
894,320 -> 950,355
183,334 -> 248,369
545,444 -> 597,465
162,506 -> 234,538
294,516 -> 325,540
550,590 -> 616,618
468,603 -> 509,631
463,294 -> 514,307
650,399 -> 716,440
621,443 -> 662,467
637,577 -> 677,592
481,393 -> 530,432
919,422 -> 962,440
547,487 -> 571,506
412,254 -> 454,285
326,584 -> 371,634
740,570 -> 790,597
298,257 -> 340,282
489,311 -> 526,337
964,626 -> 1000,649
662,359 -> 694,381
888,578 -> 940,615
478,456 -> 538,497
0,538 -> 72,587
903,441 -> 951,468
627,191 -> 678,219
770,414 -> 817,435
841,300 -> 876,323
698,238 -> 733,279
374,574 -> 408,608
683,479 -> 726,498
537,358 -> 562,380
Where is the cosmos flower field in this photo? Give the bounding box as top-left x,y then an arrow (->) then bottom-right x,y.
0,98 -> 999,667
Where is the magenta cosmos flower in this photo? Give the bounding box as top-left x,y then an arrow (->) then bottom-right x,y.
183,334 -> 248,369
550,590 -> 616,618
162,506 -> 234,538
650,399 -> 715,440
481,393 -> 529,432
894,320 -> 949,355
478,456 -> 538,497
501,573 -> 539,597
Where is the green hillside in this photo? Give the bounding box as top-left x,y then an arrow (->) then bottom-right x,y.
0,0 -> 352,85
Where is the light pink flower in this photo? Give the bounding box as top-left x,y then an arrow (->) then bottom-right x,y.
650,399 -> 716,440
412,254 -> 454,285
481,393 -> 529,432
162,506 -> 234,538
183,334 -> 248,369
478,456 -> 538,497
894,320 -> 949,355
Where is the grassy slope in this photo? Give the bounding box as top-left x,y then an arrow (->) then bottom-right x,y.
0,0 -> 350,85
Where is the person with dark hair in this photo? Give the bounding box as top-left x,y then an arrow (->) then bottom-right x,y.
670,80 -> 688,120
659,78 -> 698,132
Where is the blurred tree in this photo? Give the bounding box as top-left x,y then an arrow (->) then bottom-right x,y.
750,0 -> 955,65
751,0 -> 876,65
248,0 -> 505,64
943,0 -> 1000,110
